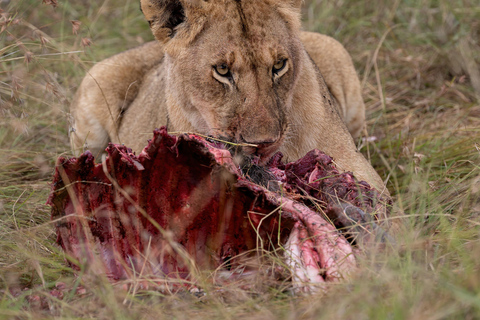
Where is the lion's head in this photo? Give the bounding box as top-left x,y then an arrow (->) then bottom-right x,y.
141,0 -> 304,162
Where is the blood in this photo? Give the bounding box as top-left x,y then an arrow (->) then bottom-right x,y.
47,127 -> 391,290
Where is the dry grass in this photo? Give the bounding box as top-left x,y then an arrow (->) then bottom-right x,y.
1,0 -> 479,319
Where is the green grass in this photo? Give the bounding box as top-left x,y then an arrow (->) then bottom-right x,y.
1,0 -> 480,318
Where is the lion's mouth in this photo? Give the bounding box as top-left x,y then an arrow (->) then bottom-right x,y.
212,123 -> 287,165
236,134 -> 286,166
211,132 -> 284,166
242,142 -> 282,165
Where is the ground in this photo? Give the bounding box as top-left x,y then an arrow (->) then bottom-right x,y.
0,0 -> 479,319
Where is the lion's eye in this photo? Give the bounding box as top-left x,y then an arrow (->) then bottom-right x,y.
214,64 -> 231,77
273,59 -> 287,74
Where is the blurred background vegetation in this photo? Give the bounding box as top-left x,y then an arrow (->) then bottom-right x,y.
0,0 -> 479,318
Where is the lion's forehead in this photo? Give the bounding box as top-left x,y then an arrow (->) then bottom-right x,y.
205,1 -> 292,66
209,0 -> 290,38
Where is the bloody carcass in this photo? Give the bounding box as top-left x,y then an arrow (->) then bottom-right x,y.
48,127 -> 391,291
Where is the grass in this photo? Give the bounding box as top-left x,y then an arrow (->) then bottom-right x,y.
1,0 -> 479,318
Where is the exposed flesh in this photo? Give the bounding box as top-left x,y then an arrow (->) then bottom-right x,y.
48,128 -> 390,291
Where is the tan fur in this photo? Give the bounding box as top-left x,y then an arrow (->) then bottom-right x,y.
70,0 -> 385,193
300,32 -> 366,138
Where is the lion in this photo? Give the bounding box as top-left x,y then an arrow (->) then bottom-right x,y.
70,0 -> 387,193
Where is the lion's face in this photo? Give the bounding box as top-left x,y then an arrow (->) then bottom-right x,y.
142,0 -> 303,162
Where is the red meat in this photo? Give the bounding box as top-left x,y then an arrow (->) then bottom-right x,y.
48,127 -> 391,292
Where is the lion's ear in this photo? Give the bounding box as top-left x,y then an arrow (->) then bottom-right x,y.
140,0 -> 206,43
